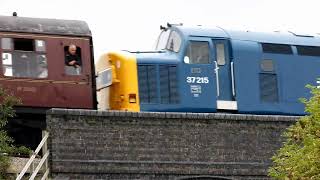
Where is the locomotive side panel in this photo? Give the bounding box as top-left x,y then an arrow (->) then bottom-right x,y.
231,40 -> 263,113
233,40 -> 320,115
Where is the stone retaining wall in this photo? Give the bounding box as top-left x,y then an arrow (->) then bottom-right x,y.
46,109 -> 298,180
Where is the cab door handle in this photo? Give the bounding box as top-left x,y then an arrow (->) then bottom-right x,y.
231,62 -> 236,97
214,61 -> 220,97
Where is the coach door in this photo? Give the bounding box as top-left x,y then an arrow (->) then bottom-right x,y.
212,39 -> 237,110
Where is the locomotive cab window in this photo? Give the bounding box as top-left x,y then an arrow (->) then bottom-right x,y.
166,31 -> 182,52
64,45 -> 82,75
155,29 -> 171,50
185,41 -> 209,64
1,38 -> 48,78
216,43 -> 226,65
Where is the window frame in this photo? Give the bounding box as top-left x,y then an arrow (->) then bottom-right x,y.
185,40 -> 210,64
296,45 -> 320,57
1,37 -> 12,50
216,43 -> 226,66
64,45 -> 82,76
165,30 -> 182,53
0,37 -> 48,78
261,43 -> 293,55
155,29 -> 171,51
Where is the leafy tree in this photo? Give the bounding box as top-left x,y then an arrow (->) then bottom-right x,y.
0,87 -> 21,179
269,84 -> 320,179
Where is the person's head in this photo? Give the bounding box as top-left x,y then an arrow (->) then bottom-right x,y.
68,44 -> 77,55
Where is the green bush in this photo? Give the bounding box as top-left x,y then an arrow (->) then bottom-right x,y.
0,87 -> 30,179
0,155 -> 9,179
8,146 -> 32,157
269,83 -> 320,179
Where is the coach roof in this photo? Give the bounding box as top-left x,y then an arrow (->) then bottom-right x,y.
0,15 -> 91,37
175,25 -> 320,46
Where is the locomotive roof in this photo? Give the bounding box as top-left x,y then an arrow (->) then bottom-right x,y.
175,26 -> 320,46
0,15 -> 91,37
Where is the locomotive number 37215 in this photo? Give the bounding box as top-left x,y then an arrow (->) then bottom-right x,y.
186,77 -> 209,84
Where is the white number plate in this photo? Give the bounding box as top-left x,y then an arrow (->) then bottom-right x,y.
186,77 -> 209,84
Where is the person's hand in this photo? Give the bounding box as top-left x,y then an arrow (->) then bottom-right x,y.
68,60 -> 76,66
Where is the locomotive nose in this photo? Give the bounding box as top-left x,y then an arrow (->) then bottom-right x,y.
96,51 -> 140,112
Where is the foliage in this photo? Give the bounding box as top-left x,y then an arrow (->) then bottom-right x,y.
0,155 -> 9,179
269,84 -> 320,179
8,146 -> 32,157
0,87 -> 30,179
0,87 -> 20,150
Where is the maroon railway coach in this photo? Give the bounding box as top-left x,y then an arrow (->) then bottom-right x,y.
0,15 -> 97,112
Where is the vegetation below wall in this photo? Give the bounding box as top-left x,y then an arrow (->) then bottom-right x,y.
0,88 -> 31,179
269,84 -> 320,179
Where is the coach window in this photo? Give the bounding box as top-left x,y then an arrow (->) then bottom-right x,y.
185,41 -> 209,64
2,52 -> 13,76
1,38 -> 12,50
1,38 -> 13,76
166,31 -> 182,52
35,40 -> 46,52
1,38 -> 48,78
64,45 -> 82,75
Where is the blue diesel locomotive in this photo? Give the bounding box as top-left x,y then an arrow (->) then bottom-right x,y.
96,24 -> 320,115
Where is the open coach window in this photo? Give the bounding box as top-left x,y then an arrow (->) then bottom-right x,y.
1,38 -> 48,78
64,45 -> 82,75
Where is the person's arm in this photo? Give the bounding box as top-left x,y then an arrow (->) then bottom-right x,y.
65,55 -> 70,65
76,55 -> 82,66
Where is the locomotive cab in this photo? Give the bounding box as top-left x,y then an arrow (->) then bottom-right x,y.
136,25 -> 237,112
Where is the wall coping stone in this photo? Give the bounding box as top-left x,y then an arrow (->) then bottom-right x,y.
47,108 -> 300,122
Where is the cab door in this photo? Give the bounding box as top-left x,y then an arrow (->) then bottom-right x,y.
212,39 -> 237,110
182,37 -> 217,112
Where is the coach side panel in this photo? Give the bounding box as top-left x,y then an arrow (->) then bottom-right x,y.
0,33 -> 95,109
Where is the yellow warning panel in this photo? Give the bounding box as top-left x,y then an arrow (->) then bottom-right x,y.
96,51 -> 140,112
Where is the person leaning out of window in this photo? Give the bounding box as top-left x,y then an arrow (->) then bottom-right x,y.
65,44 -> 81,75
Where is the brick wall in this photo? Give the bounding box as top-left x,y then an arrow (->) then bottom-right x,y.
46,109 -> 298,180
